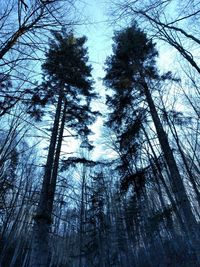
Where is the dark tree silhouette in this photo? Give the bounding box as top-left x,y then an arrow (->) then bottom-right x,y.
104,24 -> 200,262
30,30 -> 98,267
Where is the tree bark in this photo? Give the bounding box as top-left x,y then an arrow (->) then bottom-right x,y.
30,92 -> 64,267
142,80 -> 200,262
79,166 -> 86,267
47,98 -> 67,215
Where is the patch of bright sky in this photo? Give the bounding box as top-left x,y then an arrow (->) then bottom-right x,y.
74,0 -> 113,95
73,0 -> 115,160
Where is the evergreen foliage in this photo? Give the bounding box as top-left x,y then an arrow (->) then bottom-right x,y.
1,1 -> 200,266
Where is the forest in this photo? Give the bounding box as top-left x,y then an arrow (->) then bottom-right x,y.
0,0 -> 200,266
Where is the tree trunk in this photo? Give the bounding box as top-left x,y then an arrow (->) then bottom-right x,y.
0,11 -> 43,60
79,166 -> 86,267
47,98 -> 67,214
142,81 -> 200,262
165,110 -> 200,209
29,92 -> 64,267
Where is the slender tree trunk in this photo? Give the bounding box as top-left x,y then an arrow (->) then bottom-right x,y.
79,166 -> 86,267
142,81 -> 200,262
166,113 -> 200,208
142,125 -> 185,228
0,11 -> 43,60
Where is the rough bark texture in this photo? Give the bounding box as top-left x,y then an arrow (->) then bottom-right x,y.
30,219 -> 50,267
47,98 -> 67,214
30,92 -> 64,267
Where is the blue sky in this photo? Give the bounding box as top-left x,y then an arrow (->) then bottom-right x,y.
73,1 -> 115,159
72,0 -> 175,159
74,1 -> 113,81
69,1 -> 177,159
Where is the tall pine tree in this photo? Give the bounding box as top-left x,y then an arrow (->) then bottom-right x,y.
104,24 -> 200,263
30,30 -> 97,267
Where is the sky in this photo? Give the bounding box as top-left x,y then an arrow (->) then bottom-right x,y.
27,1 -> 114,161
73,0 -> 114,159
62,0 -> 178,160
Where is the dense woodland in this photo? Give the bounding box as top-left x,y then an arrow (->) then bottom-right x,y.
0,0 -> 200,266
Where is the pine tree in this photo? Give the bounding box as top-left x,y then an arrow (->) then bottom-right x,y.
30,30 -> 97,267
104,24 -> 200,263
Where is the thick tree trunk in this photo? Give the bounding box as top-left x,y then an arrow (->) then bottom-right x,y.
38,91 -> 64,218
142,81 -> 200,261
29,93 -> 64,267
142,125 -> 184,226
30,220 -> 50,267
47,99 -> 67,214
165,113 -> 200,209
